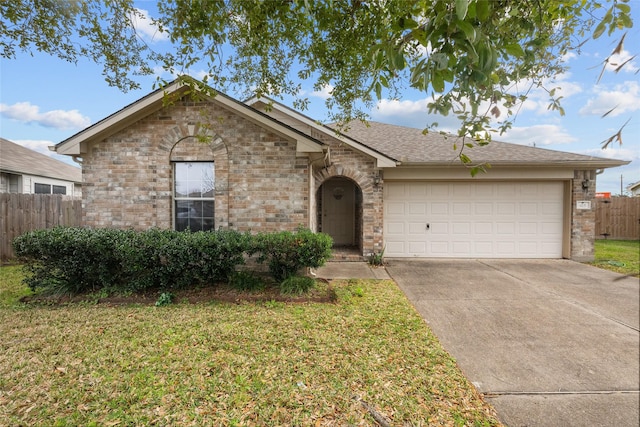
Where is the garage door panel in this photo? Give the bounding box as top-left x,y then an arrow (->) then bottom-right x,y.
408,203 -> 426,215
497,222 -> 515,234
519,222 -> 538,234
475,202 -> 493,215
453,202 -> 471,215
408,241 -> 427,255
475,222 -> 493,234
452,222 -> 470,235
431,202 -> 449,215
384,181 -> 563,258
387,202 -> 405,215
452,241 -> 471,255
386,241 -> 405,256
497,203 -> 516,215
408,222 -> 426,234
386,222 -> 405,235
430,222 -> 448,234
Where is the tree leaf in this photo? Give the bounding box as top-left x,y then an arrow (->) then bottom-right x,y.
476,0 -> 490,21
504,43 -> 524,58
456,0 -> 469,20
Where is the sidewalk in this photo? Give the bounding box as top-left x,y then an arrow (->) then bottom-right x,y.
314,262 -> 390,280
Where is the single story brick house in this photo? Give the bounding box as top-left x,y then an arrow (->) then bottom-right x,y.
54,79 -> 628,261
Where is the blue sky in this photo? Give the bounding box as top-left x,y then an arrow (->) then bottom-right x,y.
1,4 -> 638,194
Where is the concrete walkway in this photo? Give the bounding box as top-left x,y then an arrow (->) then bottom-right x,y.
314,262 -> 391,280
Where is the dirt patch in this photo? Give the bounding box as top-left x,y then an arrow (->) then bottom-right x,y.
20,280 -> 337,307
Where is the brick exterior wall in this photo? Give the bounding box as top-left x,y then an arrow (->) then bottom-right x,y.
311,131 -> 384,257
571,169 -> 597,261
81,97 -> 310,232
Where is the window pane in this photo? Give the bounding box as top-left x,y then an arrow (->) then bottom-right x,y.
34,183 -> 51,194
175,162 -> 214,198
175,198 -> 214,232
52,185 -> 67,195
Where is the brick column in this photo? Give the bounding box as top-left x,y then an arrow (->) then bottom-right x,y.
571,170 -> 596,261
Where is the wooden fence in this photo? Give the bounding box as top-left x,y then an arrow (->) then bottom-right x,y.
0,193 -> 82,261
595,197 -> 640,240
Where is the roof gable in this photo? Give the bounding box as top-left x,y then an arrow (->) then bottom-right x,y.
55,79 -> 324,156
245,96 -> 397,168
0,138 -> 81,183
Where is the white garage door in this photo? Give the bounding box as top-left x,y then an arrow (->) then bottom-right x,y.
384,181 -> 564,258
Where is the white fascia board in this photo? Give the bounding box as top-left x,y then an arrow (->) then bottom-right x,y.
55,83 -> 186,156
56,83 -> 323,156
246,97 -> 396,167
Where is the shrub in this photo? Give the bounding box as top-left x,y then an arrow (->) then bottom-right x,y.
280,276 -> 316,296
228,270 -> 265,292
13,227 -> 251,295
251,227 -> 333,282
12,227 -> 127,295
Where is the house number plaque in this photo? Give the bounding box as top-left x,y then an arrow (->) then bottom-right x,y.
576,201 -> 591,210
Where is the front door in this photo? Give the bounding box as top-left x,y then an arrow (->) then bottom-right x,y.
322,178 -> 355,246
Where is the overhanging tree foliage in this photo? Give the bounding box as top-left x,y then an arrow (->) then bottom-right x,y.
1,0 -> 634,153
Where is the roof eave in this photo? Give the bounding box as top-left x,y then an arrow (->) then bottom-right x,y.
56,81 -> 325,156
246,96 -> 397,168
392,160 -> 631,169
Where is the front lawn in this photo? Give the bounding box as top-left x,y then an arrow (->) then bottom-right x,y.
0,266 -> 500,426
589,239 -> 640,277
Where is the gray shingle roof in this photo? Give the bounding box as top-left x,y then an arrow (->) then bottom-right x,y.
0,138 -> 82,182
335,121 -> 627,167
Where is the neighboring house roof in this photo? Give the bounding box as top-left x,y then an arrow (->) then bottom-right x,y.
55,78 -> 325,156
0,137 -> 81,183
627,181 -> 640,193
336,121 -> 629,169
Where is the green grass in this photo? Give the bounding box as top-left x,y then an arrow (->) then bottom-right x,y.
0,267 -> 501,426
0,265 -> 32,306
590,239 -> 640,277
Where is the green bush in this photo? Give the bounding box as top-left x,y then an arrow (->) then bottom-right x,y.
251,227 -> 333,282
13,227 -> 251,295
228,270 -> 265,292
280,276 -> 316,295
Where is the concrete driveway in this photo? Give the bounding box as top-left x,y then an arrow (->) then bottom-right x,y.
386,259 -> 639,427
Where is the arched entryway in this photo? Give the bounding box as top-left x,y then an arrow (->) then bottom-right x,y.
317,177 -> 362,250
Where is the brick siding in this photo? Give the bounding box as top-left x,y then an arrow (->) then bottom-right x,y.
570,170 -> 597,261
81,97 -> 310,233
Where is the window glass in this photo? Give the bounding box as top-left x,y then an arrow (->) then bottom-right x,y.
34,183 -> 51,194
174,162 -> 214,232
52,185 -> 67,195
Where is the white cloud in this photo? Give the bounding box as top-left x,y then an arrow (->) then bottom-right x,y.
0,102 -> 91,129
579,81 -> 640,117
13,139 -> 57,157
311,84 -> 334,100
14,140 -> 78,166
500,124 -> 578,146
606,49 -> 639,74
502,73 -> 582,117
131,8 -> 168,42
582,146 -> 639,162
372,98 -> 461,131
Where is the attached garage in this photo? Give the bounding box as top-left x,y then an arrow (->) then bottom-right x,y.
384,181 -> 565,258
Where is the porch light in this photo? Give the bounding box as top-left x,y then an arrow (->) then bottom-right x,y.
581,178 -> 590,192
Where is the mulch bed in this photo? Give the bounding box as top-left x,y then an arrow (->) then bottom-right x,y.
20,279 -> 337,307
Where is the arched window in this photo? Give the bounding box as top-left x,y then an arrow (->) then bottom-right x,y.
173,161 -> 214,231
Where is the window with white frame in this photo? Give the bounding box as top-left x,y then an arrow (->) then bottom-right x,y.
34,183 -> 67,195
174,162 -> 214,232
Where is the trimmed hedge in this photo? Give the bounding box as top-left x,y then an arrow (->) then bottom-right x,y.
12,227 -> 333,295
252,227 -> 334,282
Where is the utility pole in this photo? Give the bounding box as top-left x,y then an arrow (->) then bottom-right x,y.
620,174 -> 623,196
